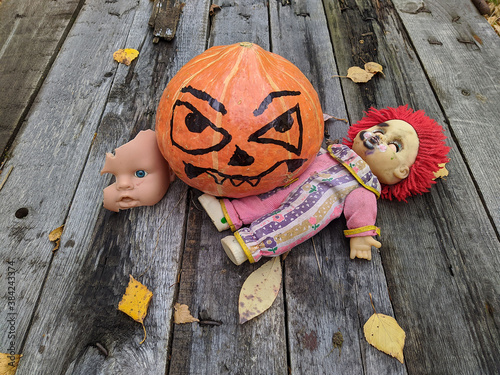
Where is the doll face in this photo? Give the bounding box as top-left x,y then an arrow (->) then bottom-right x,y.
351,120 -> 419,185
101,130 -> 174,212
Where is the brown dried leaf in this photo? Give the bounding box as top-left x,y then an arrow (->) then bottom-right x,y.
433,162 -> 449,180
174,303 -> 199,324
0,353 -> 22,375
48,224 -> 64,252
209,4 -> 221,16
364,62 -> 384,76
346,66 -> 375,83
239,257 -> 282,324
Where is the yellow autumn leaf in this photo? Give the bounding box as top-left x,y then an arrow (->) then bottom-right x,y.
48,224 -> 64,252
433,162 -> 449,180
113,48 -> 139,66
346,66 -> 375,83
239,257 -> 282,324
0,353 -> 22,375
173,303 -> 199,324
364,62 -> 385,76
118,275 -> 153,344
364,313 -> 406,363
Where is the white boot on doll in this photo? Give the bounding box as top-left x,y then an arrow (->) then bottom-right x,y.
198,194 -> 230,231
198,194 -> 248,265
221,236 -> 247,265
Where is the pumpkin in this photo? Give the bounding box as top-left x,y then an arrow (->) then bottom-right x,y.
156,42 -> 324,198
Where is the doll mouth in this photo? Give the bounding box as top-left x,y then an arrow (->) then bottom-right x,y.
183,159 -> 307,187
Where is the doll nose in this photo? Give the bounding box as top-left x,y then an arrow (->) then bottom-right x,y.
228,145 -> 255,166
116,176 -> 134,190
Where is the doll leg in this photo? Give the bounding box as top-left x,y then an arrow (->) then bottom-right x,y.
198,194 -> 230,232
221,167 -> 352,264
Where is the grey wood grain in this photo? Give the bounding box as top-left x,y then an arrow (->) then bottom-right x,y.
323,0 -> 500,373
392,0 -> 500,231
0,0 -> 82,156
0,0 -> 141,359
9,0 -> 213,373
269,1 -> 405,373
168,1 -> 288,374
169,193 -> 288,374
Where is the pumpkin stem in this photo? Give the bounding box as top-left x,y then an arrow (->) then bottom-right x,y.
239,42 -> 253,48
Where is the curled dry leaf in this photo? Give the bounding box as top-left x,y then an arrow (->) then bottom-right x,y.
48,224 -> 64,252
364,62 -> 384,76
323,113 -> 348,123
239,257 -> 282,324
209,4 -> 221,16
364,313 -> 406,363
433,162 -> 449,180
118,275 -> 153,344
346,66 -> 375,83
174,303 -> 199,324
0,353 -> 22,375
113,48 -> 139,66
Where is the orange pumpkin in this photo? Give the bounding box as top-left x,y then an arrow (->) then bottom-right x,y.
156,42 -> 324,198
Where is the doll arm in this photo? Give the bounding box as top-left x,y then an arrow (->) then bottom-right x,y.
343,187 -> 380,260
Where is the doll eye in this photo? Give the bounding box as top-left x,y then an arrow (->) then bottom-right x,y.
135,170 -> 147,178
388,141 -> 401,152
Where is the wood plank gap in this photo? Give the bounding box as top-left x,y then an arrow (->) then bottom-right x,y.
163,187 -> 192,375
0,0 -> 87,161
281,258 -> 292,375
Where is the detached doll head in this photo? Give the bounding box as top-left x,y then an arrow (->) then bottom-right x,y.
101,129 -> 175,212
344,106 -> 450,201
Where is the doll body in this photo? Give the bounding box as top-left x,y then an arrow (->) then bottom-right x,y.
200,107 -> 450,265
200,144 -> 382,264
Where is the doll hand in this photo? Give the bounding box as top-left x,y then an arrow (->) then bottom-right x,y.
349,236 -> 381,260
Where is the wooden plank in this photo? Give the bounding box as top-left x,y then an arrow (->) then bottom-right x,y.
168,1 -> 288,374
269,1 -> 405,373
9,0 -> 211,374
169,195 -> 288,374
323,0 -> 500,373
0,0 -> 140,359
392,0 -> 500,231
0,0 -> 82,156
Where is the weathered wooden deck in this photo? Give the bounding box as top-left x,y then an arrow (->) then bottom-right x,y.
1,0 -> 500,374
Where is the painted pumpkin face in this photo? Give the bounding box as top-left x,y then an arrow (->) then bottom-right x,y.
156,42 -> 324,198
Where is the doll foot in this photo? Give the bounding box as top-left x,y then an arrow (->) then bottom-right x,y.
221,235 -> 248,265
198,194 -> 230,232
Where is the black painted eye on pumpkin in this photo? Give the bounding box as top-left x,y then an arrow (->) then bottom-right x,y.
248,104 -> 303,155
170,99 -> 232,155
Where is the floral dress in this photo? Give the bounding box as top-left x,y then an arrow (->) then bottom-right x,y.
221,144 -> 381,263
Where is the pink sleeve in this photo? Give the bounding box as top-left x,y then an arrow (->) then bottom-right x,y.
343,187 -> 379,237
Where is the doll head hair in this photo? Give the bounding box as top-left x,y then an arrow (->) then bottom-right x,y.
343,105 -> 450,201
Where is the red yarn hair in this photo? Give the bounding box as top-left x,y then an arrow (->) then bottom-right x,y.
343,106 -> 450,201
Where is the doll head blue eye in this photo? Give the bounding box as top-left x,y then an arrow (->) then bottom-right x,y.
135,170 -> 147,178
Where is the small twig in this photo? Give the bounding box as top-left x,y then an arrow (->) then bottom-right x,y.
0,166 -> 14,192
311,237 -> 322,276
198,320 -> 223,326
95,342 -> 108,357
369,292 -> 377,314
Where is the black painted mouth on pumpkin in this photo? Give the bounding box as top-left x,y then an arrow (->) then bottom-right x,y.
183,159 -> 307,187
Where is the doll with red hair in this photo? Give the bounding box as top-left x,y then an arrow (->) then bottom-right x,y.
199,106 -> 450,265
